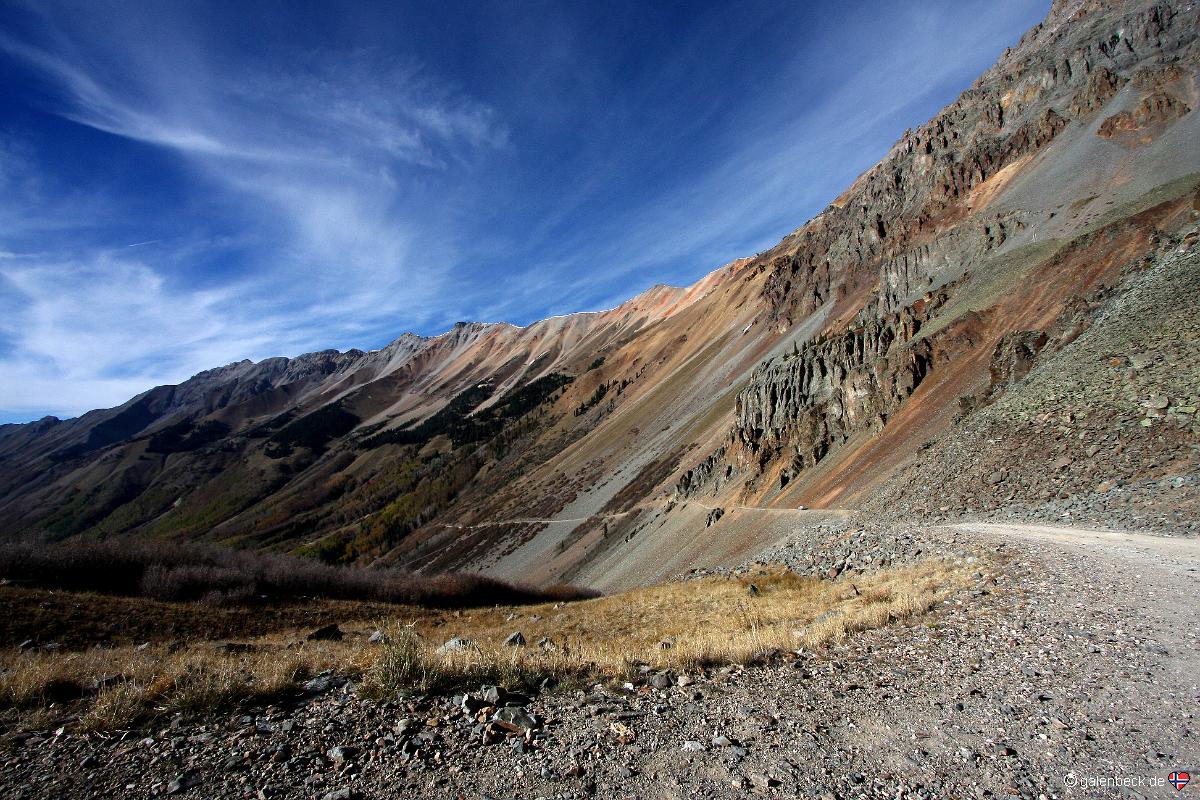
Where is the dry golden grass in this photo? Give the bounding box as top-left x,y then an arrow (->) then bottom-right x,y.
361,557 -> 971,697
0,640 -> 348,733
0,558 -> 972,732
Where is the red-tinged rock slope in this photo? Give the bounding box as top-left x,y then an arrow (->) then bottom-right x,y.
1,0 -> 1198,591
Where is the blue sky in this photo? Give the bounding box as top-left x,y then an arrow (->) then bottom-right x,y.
0,0 -> 1048,423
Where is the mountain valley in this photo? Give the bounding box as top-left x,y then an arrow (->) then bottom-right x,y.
2,1 -> 1199,797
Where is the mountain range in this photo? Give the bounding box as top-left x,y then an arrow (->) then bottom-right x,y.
3,0 -> 1198,591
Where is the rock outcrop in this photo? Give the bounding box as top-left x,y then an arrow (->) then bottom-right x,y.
733,288 -> 950,477
986,330 -> 1050,402
678,0 -> 1200,500
672,447 -> 729,501
1098,89 -> 1191,137
762,0 -> 1197,324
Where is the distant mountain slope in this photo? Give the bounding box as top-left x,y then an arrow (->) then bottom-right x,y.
2,0 -> 1197,590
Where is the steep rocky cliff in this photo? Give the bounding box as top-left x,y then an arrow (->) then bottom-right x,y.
761,0 -> 1197,323
732,288 -> 949,482
1,0 -> 1197,590
672,0 -> 1199,506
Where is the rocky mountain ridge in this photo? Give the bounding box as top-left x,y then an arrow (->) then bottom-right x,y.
673,0 -> 1199,512
1,0 -> 1197,592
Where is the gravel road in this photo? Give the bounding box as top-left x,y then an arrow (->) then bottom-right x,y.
3,521 -> 1197,800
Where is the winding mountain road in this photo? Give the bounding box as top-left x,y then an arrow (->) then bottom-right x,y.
951,520 -> 1200,565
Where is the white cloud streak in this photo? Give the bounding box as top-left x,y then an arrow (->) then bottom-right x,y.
0,1 -> 1046,421
0,13 -> 509,418
469,1 -> 1045,323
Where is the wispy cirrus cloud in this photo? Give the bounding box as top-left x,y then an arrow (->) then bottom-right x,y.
463,1 -> 1049,322
0,6 -> 510,420
0,0 -> 1048,423
0,252 -> 248,416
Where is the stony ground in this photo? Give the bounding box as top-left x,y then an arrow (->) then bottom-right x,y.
3,519 -> 1196,800
866,232 -> 1200,538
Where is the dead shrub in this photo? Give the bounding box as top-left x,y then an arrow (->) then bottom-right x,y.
0,537 -> 597,608
1,558 -> 973,733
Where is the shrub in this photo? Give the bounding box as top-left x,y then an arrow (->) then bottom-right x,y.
360,624 -> 438,697
0,537 -> 599,608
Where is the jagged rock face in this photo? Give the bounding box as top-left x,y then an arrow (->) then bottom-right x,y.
987,331 -> 1050,401
761,0 -> 1197,324
707,0 -> 1200,497
876,212 -> 1026,318
733,289 -> 950,475
673,447 -> 729,501
1098,89 -> 1191,137
1069,66 -> 1127,116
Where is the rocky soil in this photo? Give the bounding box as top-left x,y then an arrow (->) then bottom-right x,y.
4,519 -> 1196,800
2,1 -> 1197,793
865,229 -> 1200,537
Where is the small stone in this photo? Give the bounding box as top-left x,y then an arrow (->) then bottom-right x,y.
712,734 -> 733,747
326,745 -> 357,766
1128,353 -> 1151,370
306,624 -> 343,642
460,694 -> 487,714
649,671 -> 675,689
1145,394 -> 1170,410
503,631 -> 526,647
166,772 -> 200,794
367,630 -> 387,644
304,675 -> 334,694
681,740 -> 705,752
435,637 -> 477,655
749,773 -> 780,790
492,706 -> 539,732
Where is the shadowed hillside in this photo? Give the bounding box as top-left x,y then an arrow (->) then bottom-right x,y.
0,0 -> 1197,596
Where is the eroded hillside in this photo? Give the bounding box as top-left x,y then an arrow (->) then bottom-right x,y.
1,0 -> 1197,591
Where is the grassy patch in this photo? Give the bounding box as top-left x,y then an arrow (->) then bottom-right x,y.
2,642 -> 338,734
367,557 -> 971,694
0,558 -> 973,734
